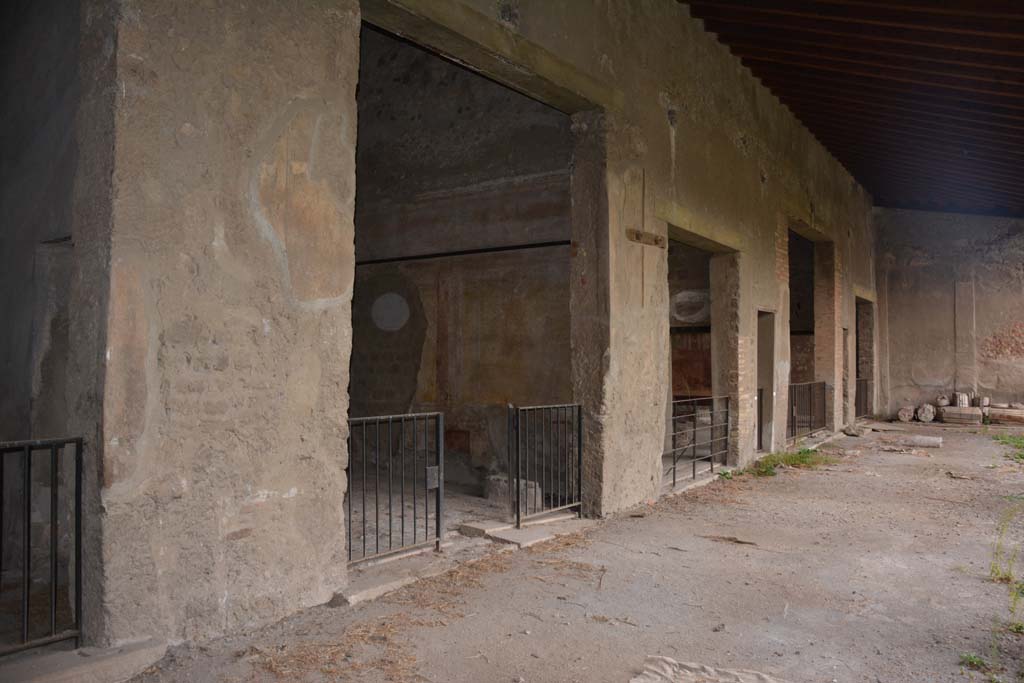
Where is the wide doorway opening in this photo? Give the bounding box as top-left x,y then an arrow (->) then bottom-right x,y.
855,298 -> 875,418
757,311 -> 775,452
787,230 -> 826,440
347,25 -> 575,562
663,240 -> 729,490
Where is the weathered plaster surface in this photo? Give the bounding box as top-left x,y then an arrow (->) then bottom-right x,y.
92,0 -> 360,645
392,0 -> 877,487
877,209 -> 1024,412
23,0 -> 887,647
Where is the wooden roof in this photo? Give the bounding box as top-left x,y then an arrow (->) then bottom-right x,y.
683,1 -> 1024,217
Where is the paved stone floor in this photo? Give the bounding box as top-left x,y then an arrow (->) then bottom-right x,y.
135,425 -> 1024,682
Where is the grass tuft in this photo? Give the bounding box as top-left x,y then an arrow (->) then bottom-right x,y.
996,434 -> 1024,463
747,448 -> 836,477
960,653 -> 989,672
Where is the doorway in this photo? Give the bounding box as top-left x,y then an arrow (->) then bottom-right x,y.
348,24 -> 576,560
757,311 -> 775,451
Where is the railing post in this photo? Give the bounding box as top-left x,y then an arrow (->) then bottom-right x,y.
514,407 -> 522,529
49,445 -> 58,637
22,445 -> 31,644
435,414 -> 444,553
576,405 -> 583,519
710,398 -> 716,472
74,439 -> 83,647
0,450 -> 5,601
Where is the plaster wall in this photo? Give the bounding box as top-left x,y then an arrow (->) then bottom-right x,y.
360,0 -> 875,500
877,209 -> 1024,412
86,0 -> 360,645
15,0 -> 886,647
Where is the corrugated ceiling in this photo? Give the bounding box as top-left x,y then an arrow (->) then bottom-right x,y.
682,0 -> 1024,217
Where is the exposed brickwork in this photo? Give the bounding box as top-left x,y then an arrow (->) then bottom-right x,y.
814,242 -> 844,431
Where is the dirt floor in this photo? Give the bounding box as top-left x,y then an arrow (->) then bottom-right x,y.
134,425 -> 1024,682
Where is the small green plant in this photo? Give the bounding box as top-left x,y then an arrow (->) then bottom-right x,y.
961,653 -> 989,672
996,434 -> 1024,463
991,506 -> 1023,586
717,470 -> 733,480
748,449 -> 836,477
1008,622 -> 1024,634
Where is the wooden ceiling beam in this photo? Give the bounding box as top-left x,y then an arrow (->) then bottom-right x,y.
780,1 -> 1024,22
855,172 -> 1017,206
729,43 -> 1024,87
743,54 -> 1024,101
765,82 -> 1024,131
790,107 -> 1024,156
865,185 -> 1016,211
687,1 -> 1024,40
845,157 -> 1024,196
814,139 -> 1024,184
775,94 -> 1024,147
696,13 -> 1024,58
750,63 -> 1024,113
774,92 -> 1024,144
710,27 -> 1024,74
752,64 -> 1024,117
834,150 -> 1024,193
804,129 -> 1024,174
807,130 -> 1024,179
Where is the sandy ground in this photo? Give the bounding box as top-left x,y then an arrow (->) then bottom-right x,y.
134,425 -> 1024,683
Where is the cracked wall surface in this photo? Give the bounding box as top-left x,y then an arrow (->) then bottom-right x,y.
90,0 -> 360,645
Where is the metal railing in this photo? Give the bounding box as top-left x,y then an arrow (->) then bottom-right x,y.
346,413 -> 443,565
787,381 -> 828,441
665,396 -> 731,487
507,404 -> 582,528
757,388 -> 765,451
855,378 -> 873,418
0,437 -> 82,656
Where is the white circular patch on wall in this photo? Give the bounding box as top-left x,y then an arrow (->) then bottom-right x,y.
371,292 -> 410,331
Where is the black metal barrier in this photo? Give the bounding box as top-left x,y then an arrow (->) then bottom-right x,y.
787,381 -> 828,441
665,396 -> 731,487
346,414 -> 443,564
0,437 -> 82,656
507,404 -> 582,528
856,378 -> 873,418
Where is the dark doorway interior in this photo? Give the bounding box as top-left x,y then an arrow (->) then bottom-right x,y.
855,298 -> 875,418
667,240 -> 713,400
348,24 -> 575,559
757,311 -> 775,451
788,230 -> 815,383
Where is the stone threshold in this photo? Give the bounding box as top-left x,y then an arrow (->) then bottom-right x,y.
0,638 -> 167,683
337,510 -> 592,607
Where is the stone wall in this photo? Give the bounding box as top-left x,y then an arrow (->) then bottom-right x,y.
86,0 -> 361,645
361,0 -> 876,492
8,0 -> 886,647
877,209 -> 1024,412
